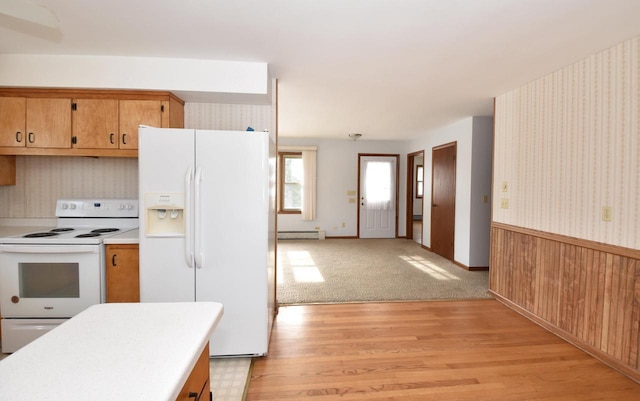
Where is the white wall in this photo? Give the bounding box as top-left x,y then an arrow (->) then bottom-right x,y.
0,55 -> 268,98
494,35 -> 640,249
408,117 -> 493,267
277,137 -> 407,238
469,117 -> 493,266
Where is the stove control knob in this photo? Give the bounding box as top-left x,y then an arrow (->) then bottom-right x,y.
61,203 -> 69,209
126,204 -> 134,210
118,204 -> 125,210
69,203 -> 77,210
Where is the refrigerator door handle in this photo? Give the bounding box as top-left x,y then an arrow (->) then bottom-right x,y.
194,166 -> 203,269
184,167 -> 194,268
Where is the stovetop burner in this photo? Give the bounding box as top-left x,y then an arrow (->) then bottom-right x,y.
91,228 -> 120,234
76,233 -> 102,238
50,228 -> 75,233
24,232 -> 60,238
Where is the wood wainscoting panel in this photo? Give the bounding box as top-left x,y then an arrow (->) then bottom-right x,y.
490,223 -> 640,382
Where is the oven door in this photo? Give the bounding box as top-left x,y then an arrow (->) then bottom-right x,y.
0,244 -> 103,318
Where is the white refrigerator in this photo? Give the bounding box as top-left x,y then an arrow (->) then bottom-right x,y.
138,127 -> 276,357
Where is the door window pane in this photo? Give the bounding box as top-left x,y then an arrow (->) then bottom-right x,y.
19,263 -> 80,298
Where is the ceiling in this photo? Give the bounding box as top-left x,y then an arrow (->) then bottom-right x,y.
1,0 -> 640,140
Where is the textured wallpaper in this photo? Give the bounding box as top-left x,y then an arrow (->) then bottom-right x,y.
0,102 -> 273,218
493,35 -> 640,249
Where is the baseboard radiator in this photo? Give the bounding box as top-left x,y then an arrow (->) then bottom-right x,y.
278,230 -> 325,240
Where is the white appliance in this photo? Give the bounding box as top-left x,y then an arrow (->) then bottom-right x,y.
0,199 -> 138,352
138,127 -> 276,357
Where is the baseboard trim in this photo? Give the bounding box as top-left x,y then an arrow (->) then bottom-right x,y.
489,290 -> 640,385
325,236 -> 358,239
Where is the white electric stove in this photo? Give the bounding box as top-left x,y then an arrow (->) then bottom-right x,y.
0,199 -> 138,353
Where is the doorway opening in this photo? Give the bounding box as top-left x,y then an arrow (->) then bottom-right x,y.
406,150 -> 424,245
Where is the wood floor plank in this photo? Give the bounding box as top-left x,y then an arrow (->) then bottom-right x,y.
246,300 -> 640,400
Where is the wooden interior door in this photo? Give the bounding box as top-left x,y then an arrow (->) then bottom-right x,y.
430,142 -> 456,261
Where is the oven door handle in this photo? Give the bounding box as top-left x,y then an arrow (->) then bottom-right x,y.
0,245 -> 98,254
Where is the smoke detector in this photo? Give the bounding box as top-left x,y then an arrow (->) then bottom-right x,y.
348,133 -> 362,140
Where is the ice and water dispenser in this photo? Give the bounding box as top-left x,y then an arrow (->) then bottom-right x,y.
144,193 -> 185,236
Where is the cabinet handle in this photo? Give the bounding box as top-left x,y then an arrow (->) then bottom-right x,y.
110,133 -> 115,144
188,392 -> 199,400
122,133 -> 127,145
112,254 -> 117,267
16,131 -> 22,143
28,132 -> 35,143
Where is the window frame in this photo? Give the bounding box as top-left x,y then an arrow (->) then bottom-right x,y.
416,165 -> 424,199
278,152 -> 303,214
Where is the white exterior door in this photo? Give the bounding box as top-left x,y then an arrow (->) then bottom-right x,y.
359,155 -> 397,238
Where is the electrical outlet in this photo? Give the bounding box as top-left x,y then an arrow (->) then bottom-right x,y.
482,195 -> 488,203
501,181 -> 508,192
500,198 -> 509,209
602,206 -> 612,222
342,222 -> 346,228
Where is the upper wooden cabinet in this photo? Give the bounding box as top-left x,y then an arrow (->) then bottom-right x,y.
0,97 -> 26,147
1,97 -> 73,149
26,98 -> 73,148
72,98 -> 119,149
0,88 -> 184,157
72,98 -> 184,150
119,100 -> 163,150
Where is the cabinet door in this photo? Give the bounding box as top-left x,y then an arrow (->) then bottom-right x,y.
175,344 -> 210,401
119,100 -> 162,150
26,98 -> 72,148
0,97 -> 26,147
105,245 -> 140,303
72,99 -> 119,149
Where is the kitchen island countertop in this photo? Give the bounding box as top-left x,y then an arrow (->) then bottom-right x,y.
0,302 -> 223,401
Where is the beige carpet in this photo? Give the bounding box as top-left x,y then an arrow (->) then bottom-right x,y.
277,238 -> 490,304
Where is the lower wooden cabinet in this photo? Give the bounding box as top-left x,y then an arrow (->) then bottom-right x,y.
176,343 -> 211,401
105,244 -> 139,303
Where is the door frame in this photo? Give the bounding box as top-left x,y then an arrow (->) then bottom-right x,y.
406,150 -> 424,241
430,141 -> 457,261
357,153 -> 400,239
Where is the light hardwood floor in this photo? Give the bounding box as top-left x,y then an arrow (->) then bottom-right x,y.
247,300 -> 640,400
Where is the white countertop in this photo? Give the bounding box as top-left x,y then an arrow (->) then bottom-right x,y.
0,222 -> 54,238
0,302 -> 223,401
104,228 -> 139,244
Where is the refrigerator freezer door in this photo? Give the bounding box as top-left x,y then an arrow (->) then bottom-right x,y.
139,127 -> 197,302
195,130 -> 271,356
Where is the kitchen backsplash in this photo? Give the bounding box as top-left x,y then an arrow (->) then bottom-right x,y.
0,102 -> 273,218
0,156 -> 138,218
